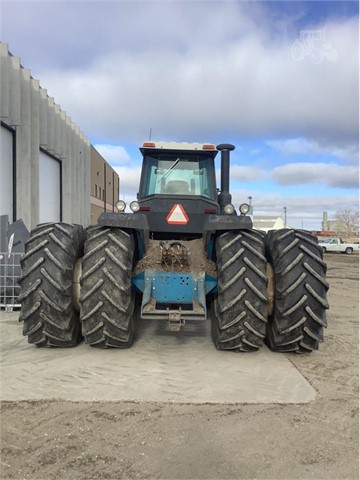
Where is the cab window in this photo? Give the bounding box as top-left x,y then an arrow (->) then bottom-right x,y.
140,153 -> 216,199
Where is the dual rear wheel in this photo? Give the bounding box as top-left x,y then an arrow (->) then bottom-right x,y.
212,228 -> 329,353
19,223 -> 135,348
265,229 -> 329,353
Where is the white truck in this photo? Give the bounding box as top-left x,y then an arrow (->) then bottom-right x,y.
318,238 -> 359,255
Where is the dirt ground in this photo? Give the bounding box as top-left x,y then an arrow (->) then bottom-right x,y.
1,253 -> 358,480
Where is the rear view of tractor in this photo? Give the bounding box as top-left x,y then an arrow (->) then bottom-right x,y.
19,142 -> 329,353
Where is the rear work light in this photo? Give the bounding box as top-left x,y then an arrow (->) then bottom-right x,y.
130,201 -> 140,212
116,200 -> 126,212
239,203 -> 250,215
224,204 -> 235,215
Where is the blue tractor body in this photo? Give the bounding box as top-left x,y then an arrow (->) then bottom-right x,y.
98,141 -> 251,330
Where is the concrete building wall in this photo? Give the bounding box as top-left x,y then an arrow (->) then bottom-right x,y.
0,43 -> 91,229
90,145 -> 119,225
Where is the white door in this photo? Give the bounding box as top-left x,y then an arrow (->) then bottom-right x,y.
39,151 -> 61,223
0,126 -> 14,222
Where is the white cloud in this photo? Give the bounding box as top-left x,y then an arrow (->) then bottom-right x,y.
271,162 -> 359,188
230,191 -> 359,229
21,6 -> 357,148
113,166 -> 142,200
267,137 -> 359,162
241,193 -> 359,214
231,166 -> 265,182
216,165 -> 264,184
93,144 -> 130,166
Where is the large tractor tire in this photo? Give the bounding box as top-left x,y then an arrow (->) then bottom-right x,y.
19,223 -> 84,347
80,226 -> 135,348
265,229 -> 329,353
212,229 -> 268,352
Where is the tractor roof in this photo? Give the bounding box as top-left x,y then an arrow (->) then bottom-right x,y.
140,141 -> 218,154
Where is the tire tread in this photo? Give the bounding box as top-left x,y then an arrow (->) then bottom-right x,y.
265,228 -> 329,353
212,229 -> 268,352
19,222 -> 84,347
80,227 -> 135,348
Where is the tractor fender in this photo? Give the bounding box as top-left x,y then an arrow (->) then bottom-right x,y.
203,214 -> 253,259
203,214 -> 253,233
97,212 -> 149,257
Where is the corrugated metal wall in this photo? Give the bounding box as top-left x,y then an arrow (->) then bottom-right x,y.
0,42 -> 91,229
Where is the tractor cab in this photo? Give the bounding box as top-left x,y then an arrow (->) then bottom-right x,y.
135,142 -> 221,238
139,143 -> 218,199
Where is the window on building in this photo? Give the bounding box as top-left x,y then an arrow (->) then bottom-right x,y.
95,184 -> 97,197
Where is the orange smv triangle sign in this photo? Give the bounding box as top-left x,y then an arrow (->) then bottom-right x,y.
166,204 -> 189,225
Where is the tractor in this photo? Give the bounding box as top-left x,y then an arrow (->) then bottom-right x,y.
19,142 -> 329,353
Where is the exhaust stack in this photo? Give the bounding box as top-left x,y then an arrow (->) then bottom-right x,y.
216,143 -> 235,210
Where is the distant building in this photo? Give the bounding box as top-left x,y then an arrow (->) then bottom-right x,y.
253,216 -> 286,232
90,146 -> 119,224
321,211 -> 339,231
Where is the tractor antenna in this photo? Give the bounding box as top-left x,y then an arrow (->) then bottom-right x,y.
149,128 -> 152,141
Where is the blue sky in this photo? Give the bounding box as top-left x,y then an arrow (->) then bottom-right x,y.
1,0 -> 358,229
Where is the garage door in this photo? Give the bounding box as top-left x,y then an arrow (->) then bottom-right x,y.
39,151 -> 61,223
0,125 -> 14,222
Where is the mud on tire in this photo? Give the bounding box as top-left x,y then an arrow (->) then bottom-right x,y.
80,227 -> 135,348
265,229 -> 329,353
19,223 -> 84,347
212,229 -> 268,352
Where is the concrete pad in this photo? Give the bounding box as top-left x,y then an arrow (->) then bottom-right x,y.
0,311 -> 316,403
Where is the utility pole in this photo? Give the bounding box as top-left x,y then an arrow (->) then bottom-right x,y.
248,196 -> 253,220
283,206 -> 287,228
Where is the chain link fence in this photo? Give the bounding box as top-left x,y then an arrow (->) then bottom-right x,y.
0,252 -> 22,311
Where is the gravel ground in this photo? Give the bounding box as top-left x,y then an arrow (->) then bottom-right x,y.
0,253 -> 358,480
